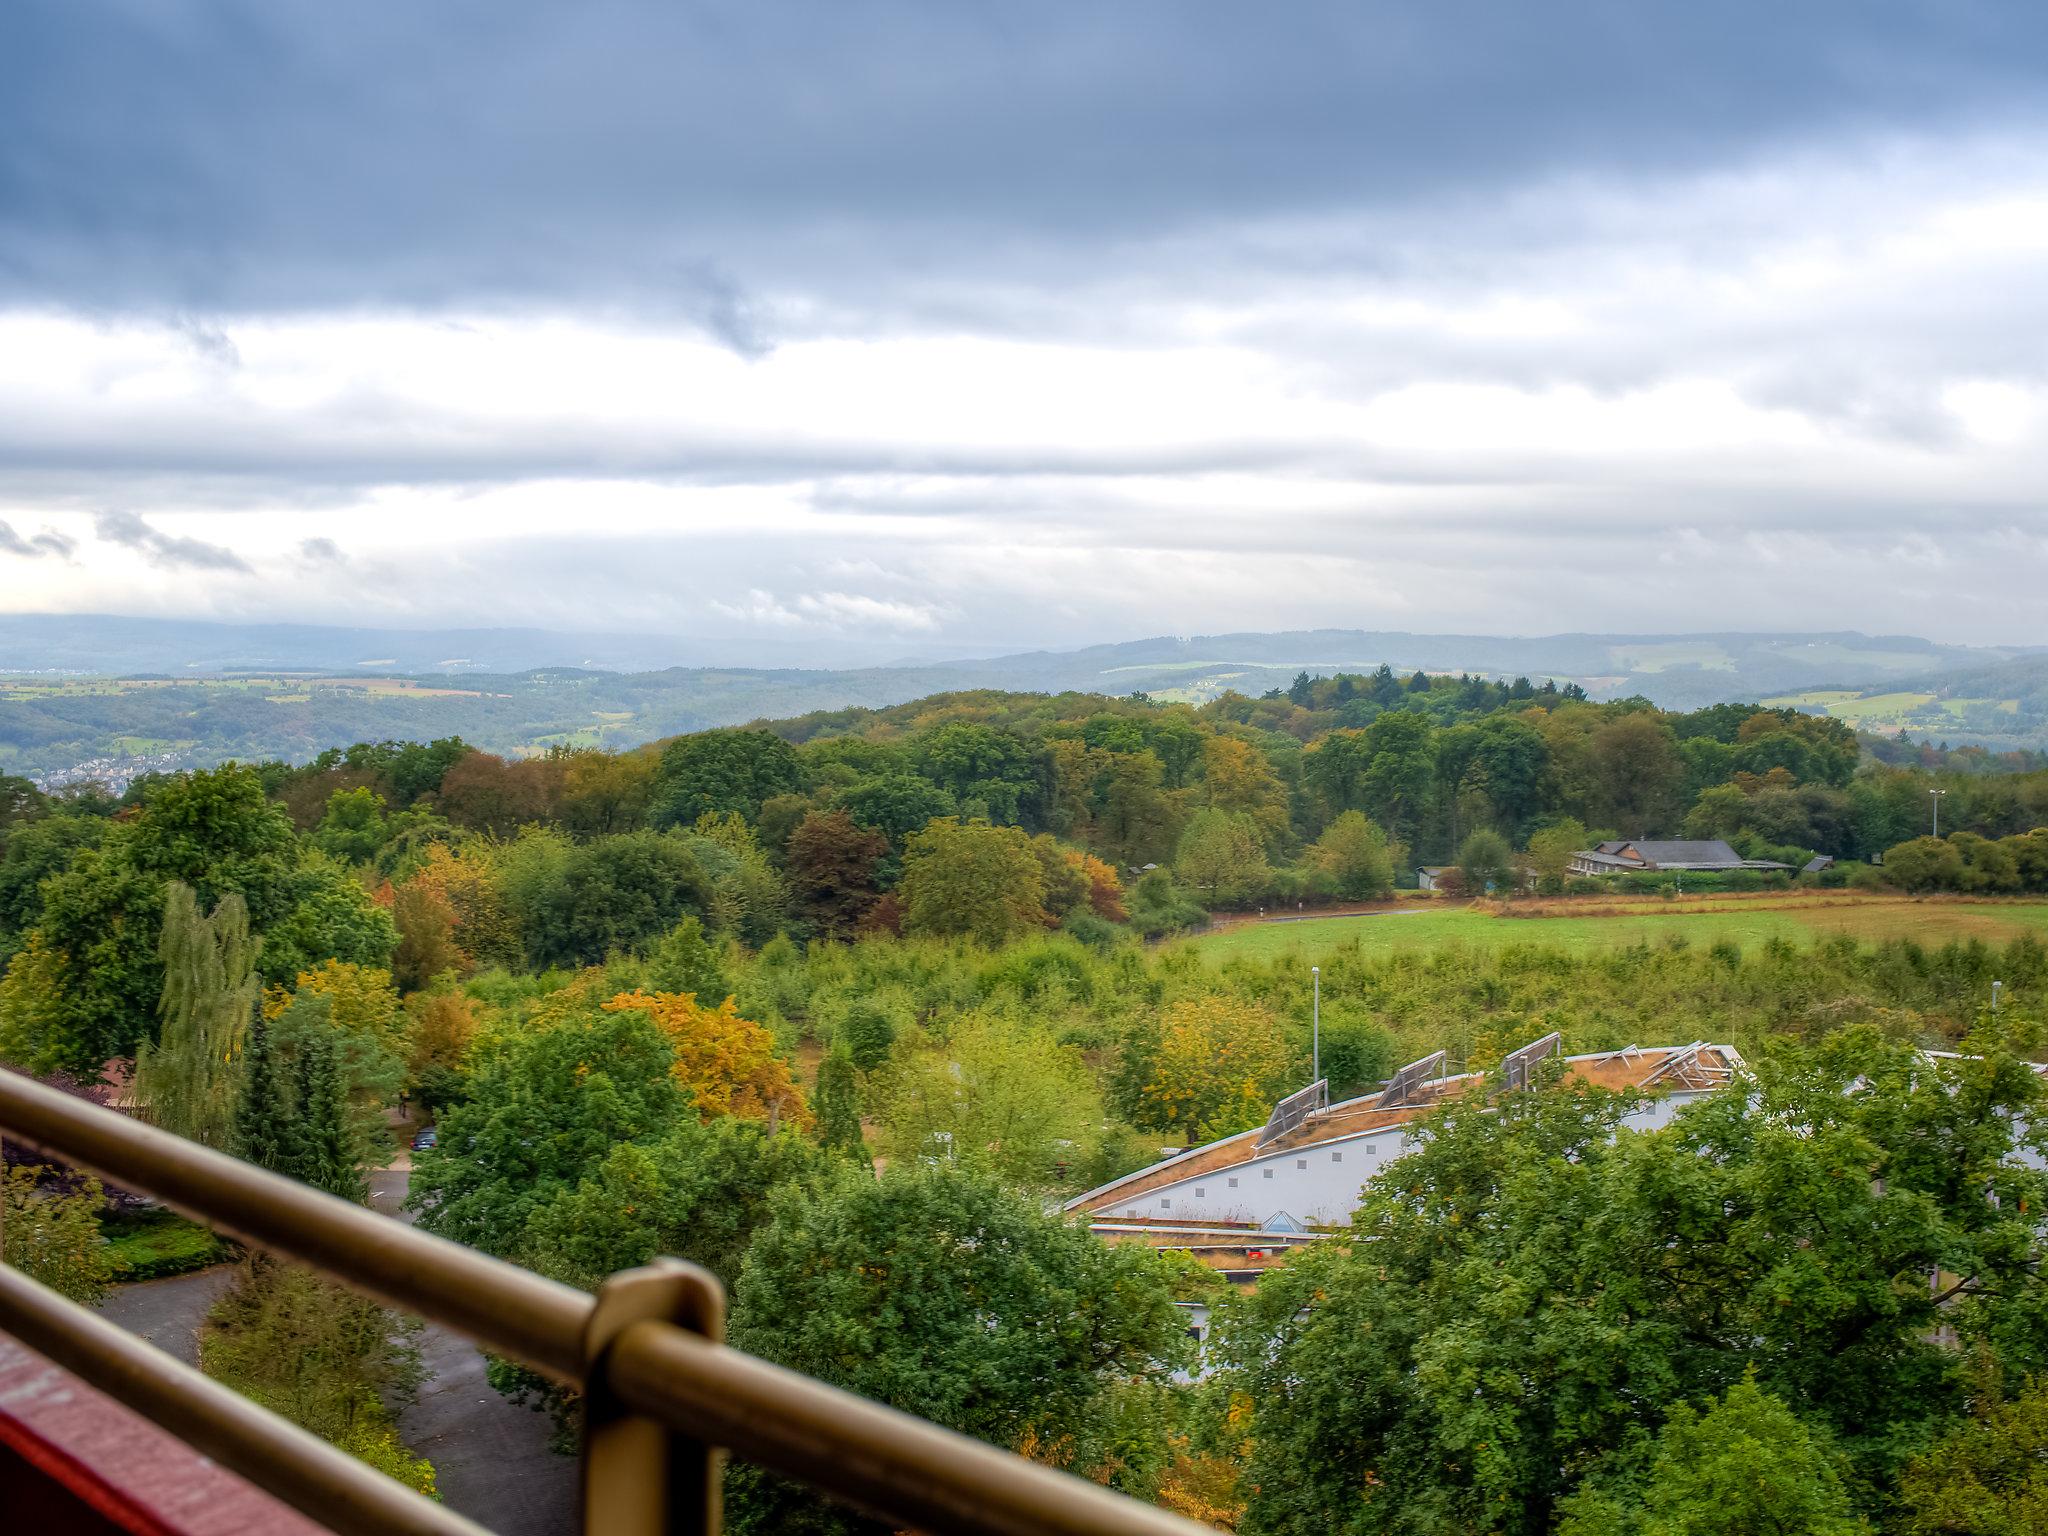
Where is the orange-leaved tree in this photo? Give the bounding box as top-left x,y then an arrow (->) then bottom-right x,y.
603,989 -> 807,1128
1064,849 -> 1126,922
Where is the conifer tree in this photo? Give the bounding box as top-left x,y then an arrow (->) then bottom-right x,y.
813,1042 -> 869,1165
287,1029 -> 367,1203
231,1013 -> 292,1175
137,882 -> 258,1148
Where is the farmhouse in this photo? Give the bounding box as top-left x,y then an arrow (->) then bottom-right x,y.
1568,838 -> 1790,877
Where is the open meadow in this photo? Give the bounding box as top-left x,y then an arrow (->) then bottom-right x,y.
1181,891 -> 2048,963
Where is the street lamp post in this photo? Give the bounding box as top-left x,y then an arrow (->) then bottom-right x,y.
1930,788 -> 1946,837
1993,980 -> 2003,1016
1311,965 -> 1321,1085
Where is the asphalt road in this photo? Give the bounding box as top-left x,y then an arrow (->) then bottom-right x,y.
98,1168 -> 577,1535
98,1264 -> 235,1367
370,1166 -> 577,1534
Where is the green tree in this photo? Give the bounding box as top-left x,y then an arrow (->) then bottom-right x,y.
1456,827 -> 1515,896
6,764 -> 313,1072
238,996 -> 386,1199
874,1014 -> 1101,1187
1306,810 -> 1397,900
1900,1376 -> 2048,1535
1558,1376 -> 1867,1536
813,1042 -> 869,1163
1174,808 -> 1270,907
836,1000 -> 897,1074
284,1025 -> 368,1202
258,852 -> 399,984
1590,712 -> 1688,835
651,729 -> 804,829
1303,729 -> 1374,818
231,1011 -> 291,1174
408,990 -> 684,1255
136,882 -> 258,1148
898,818 -> 1049,944
912,723 -> 1041,826
517,1116 -> 823,1293
1360,710 -> 1436,850
1524,818 -> 1589,893
836,773 -> 956,848
1882,835 -> 1967,893
203,1261 -> 435,1496
486,1116 -> 824,1443
1215,1031 -> 2048,1536
1,1164 -> 112,1305
517,831 -> 710,968
645,914 -> 731,1002
726,1164 -> 1189,1535
310,787 -> 392,865
1125,868 -> 1207,938
0,810 -> 105,953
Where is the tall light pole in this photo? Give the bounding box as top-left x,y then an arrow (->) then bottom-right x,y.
1930,787 -> 1946,837
1993,980 -> 2003,1017
1311,965 -> 1321,1086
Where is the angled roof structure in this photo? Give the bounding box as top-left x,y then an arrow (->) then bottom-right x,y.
1069,1038 -> 1746,1232
1572,839 -> 1792,873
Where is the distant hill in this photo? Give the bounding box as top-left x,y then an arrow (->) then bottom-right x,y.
1765,654 -> 2048,751
0,613 -> 978,675
0,614 -> 2038,781
942,630 -> 2030,710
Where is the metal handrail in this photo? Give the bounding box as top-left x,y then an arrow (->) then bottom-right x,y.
0,1262 -> 490,1536
0,1069 -> 1211,1536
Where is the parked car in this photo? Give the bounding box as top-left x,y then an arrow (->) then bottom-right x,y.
411,1127 -> 438,1152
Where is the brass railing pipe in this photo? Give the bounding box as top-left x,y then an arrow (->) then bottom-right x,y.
0,1263 -> 491,1536
0,1067 -> 1220,1536
0,1068 -> 592,1384
607,1322 -> 1208,1536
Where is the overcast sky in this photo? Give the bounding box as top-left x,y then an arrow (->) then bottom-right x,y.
3,1 -> 2047,658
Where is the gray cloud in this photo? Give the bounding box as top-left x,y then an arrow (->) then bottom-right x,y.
93,509 -> 251,572
0,519 -> 73,559
3,3 -> 2046,654
2,3 -> 2046,316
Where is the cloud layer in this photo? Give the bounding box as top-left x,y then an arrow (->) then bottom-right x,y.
1,3 -> 2045,653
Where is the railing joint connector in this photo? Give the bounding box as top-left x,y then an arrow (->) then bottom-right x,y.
580,1257 -> 726,1536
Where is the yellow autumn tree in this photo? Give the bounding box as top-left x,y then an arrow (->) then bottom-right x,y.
602,989 -> 807,1128
404,988 -> 480,1084
265,960 -> 404,1054
401,843 -> 521,972
1139,994 -> 1294,1142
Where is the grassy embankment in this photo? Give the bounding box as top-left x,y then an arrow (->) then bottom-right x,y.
101,1207 -> 228,1281
1183,892 -> 2048,963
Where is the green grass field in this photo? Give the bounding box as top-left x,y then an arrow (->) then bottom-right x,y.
1763,688 -> 2020,730
1183,898 -> 2048,963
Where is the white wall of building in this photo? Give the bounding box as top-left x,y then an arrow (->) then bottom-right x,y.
1105,1091 -> 1712,1228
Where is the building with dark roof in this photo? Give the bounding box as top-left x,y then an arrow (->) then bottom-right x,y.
1568,838 -> 1790,876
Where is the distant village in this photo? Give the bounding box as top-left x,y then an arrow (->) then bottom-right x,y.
29,751 -> 193,796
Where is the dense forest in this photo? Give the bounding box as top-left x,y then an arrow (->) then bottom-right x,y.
4,674 -> 2048,1530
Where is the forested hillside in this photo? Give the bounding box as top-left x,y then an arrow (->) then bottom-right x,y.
5,625 -> 2041,787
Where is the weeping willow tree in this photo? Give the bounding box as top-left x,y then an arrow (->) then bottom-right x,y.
136,882 -> 258,1148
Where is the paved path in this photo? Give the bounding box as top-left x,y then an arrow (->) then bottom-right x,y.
99,1170 -> 577,1535
372,1166 -> 578,1534
98,1265 -> 236,1367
